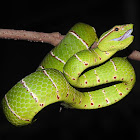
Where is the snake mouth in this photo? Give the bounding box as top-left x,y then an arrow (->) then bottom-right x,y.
112,29 -> 133,41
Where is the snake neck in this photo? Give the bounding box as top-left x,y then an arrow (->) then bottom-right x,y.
91,47 -> 117,63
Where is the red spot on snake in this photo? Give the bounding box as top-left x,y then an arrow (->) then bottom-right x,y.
98,105 -> 101,107
106,80 -> 108,83
99,57 -> 102,60
72,78 -> 76,80
119,93 -> 123,96
91,103 -> 94,106
79,100 -> 81,104
25,119 -> 30,121
40,103 -> 44,107
73,98 -> 75,101
66,93 -> 69,97
57,95 -> 60,100
122,78 -> 124,81
78,73 -> 80,75
131,78 -> 133,81
114,76 -> 117,79
85,81 -> 88,84
84,63 -> 88,66
84,105 -> 87,107
98,79 -> 100,82
126,88 -> 129,90
106,98 -> 109,103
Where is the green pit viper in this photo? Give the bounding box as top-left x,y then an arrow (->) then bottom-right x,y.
2,23 -> 136,126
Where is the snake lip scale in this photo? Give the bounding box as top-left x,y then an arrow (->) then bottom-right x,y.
2,23 -> 136,126
112,29 -> 133,41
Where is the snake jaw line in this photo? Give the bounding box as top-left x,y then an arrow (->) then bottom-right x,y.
112,29 -> 133,41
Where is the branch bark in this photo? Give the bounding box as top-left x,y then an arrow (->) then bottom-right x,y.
0,28 -> 139,61
0,29 -> 64,46
128,50 -> 140,61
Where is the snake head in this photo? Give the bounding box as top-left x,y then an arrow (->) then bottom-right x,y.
97,24 -> 134,52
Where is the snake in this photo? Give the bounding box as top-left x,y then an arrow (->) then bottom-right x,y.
2,23 -> 136,126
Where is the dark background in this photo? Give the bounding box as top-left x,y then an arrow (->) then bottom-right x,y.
0,0 -> 140,139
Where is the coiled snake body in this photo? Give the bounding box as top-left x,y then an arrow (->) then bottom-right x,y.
2,23 -> 136,126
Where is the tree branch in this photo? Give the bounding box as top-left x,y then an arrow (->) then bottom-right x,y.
0,29 -> 139,61
0,29 -> 64,46
128,50 -> 140,61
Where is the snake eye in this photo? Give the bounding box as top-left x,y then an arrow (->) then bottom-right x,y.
115,27 -> 119,31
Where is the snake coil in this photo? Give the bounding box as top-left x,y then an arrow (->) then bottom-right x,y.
2,23 -> 136,126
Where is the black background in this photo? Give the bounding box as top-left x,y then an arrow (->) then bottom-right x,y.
0,0 -> 140,139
